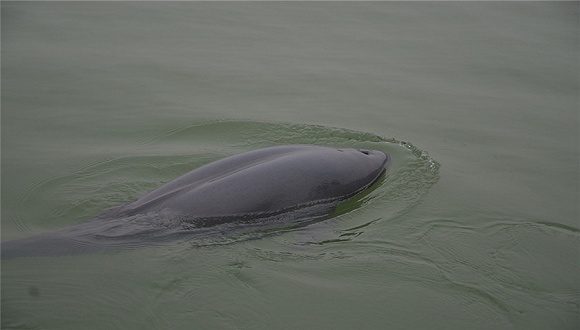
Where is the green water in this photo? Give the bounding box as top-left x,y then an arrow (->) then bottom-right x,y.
2,2 -> 578,329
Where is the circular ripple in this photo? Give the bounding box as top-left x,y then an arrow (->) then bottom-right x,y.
9,120 -> 440,247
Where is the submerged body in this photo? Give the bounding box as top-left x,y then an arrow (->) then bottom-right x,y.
2,145 -> 390,259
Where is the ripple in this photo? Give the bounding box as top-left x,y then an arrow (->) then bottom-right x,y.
8,120 -> 440,248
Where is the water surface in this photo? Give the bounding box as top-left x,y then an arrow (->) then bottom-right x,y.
2,2 -> 578,329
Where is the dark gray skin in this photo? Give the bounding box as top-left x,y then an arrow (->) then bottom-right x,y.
2,145 -> 390,259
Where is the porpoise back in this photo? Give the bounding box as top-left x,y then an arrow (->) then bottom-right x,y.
117,145 -> 390,218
